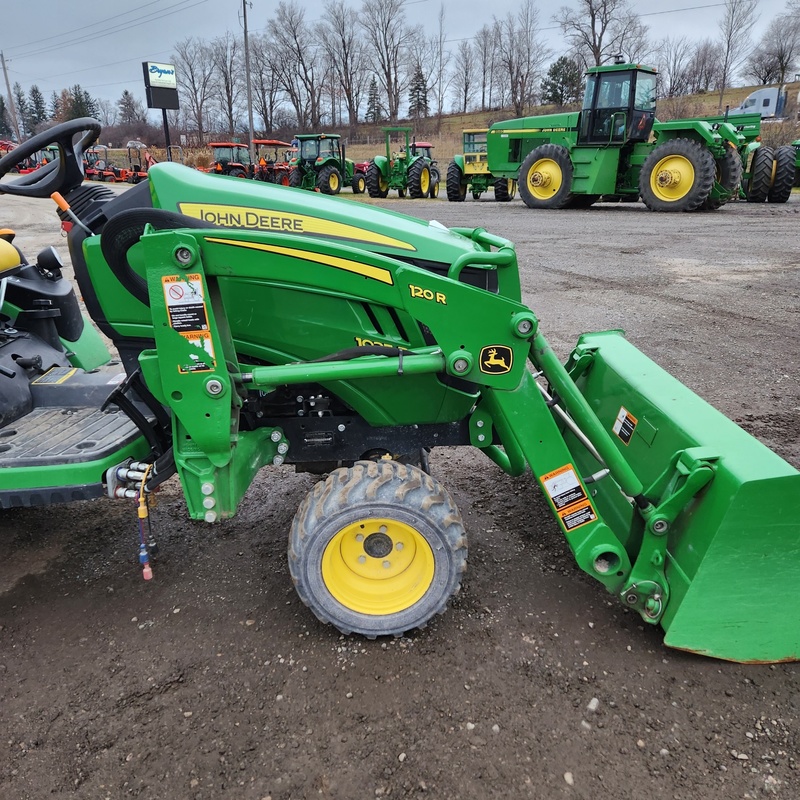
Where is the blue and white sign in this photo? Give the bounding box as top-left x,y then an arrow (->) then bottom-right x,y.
145,62 -> 177,90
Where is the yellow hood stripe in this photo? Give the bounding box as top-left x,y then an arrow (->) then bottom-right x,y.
204,237 -> 394,285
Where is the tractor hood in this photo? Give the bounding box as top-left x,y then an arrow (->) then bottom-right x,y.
146,162 -> 485,263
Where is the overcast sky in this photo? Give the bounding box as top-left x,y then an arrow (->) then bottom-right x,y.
1,0 -> 792,114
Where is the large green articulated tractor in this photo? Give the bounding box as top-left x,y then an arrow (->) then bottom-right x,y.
447,129 -> 516,202
288,133 -> 366,195
487,61 -> 759,211
366,126 -> 437,199
1,119 -> 799,663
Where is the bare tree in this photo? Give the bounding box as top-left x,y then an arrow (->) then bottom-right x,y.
472,25 -> 500,111
211,32 -> 243,137
716,0 -> 759,110
319,0 -> 368,135
359,0 -> 415,123
251,32 -> 285,133
685,38 -> 723,95
555,0 -> 648,67
451,40 -> 476,113
751,13 -> 800,84
271,2 -> 325,129
494,0 -> 551,116
173,37 -> 217,145
429,6 -> 452,125
95,98 -> 118,127
656,36 -> 693,97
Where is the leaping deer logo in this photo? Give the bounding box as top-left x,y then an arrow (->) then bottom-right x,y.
480,345 -> 513,374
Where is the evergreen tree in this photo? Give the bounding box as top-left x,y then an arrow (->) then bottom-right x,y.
407,65 -> 429,121
540,57 -> 584,107
27,85 -> 48,131
12,82 -> 29,137
0,97 -> 12,138
366,77 -> 383,124
117,90 -> 146,125
49,91 -> 61,120
68,85 -> 98,119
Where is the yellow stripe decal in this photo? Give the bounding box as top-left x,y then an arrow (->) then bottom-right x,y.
178,202 -> 415,251
204,237 -> 394,285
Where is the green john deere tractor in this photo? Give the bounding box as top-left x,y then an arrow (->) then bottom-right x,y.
1,118 -> 799,664
447,129 -> 516,202
288,133 -> 366,195
487,61 -> 757,211
366,126 -> 436,199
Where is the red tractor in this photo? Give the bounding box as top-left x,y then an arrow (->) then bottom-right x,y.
209,142 -> 252,178
252,139 -> 294,185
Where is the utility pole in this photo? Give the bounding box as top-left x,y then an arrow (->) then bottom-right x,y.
1,51 -> 21,142
242,0 -> 256,167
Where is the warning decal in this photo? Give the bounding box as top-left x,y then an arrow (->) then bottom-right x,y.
162,274 -> 216,373
612,406 -> 637,445
32,367 -> 77,385
540,463 -> 597,532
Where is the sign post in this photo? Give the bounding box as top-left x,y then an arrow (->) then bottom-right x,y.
142,61 -> 179,161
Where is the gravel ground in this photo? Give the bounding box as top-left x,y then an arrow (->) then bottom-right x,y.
1,182 -> 798,800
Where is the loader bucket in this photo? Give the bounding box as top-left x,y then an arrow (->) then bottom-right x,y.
562,330 -> 800,663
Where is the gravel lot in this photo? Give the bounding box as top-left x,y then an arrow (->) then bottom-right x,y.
1,183 -> 798,800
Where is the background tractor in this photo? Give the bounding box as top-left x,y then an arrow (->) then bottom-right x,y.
288,133 -> 365,195
447,129 -> 516,202
487,62 -> 762,212
0,118 -> 799,665
252,139 -> 294,185
366,126 -> 437,199
209,142 -> 252,179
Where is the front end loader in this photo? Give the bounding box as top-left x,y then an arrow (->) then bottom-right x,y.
1,119 -> 798,663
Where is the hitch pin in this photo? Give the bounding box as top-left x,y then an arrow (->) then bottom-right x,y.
51,192 -> 94,236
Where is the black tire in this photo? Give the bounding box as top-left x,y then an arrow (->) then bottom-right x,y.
289,167 -> 303,188
518,143 -> 574,209
397,188 -> 406,198
472,190 -> 481,200
289,460 -> 467,638
317,165 -> 341,195
428,166 -> 440,198
228,168 -> 247,179
744,145 -> 773,203
408,159 -> 430,199
700,145 -> 743,210
768,145 -> 795,203
639,138 -> 715,212
352,171 -> 366,194
494,177 -> 513,202
366,161 -> 388,198
446,162 -> 466,202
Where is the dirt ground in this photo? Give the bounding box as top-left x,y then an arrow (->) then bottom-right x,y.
1,184 -> 799,800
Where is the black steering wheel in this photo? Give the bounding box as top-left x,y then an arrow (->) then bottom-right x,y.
0,117 -> 101,198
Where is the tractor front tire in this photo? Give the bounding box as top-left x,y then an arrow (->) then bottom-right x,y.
519,144 -> 574,209
701,145 -> 743,211
229,168 -> 247,179
366,162 -> 389,198
429,166 -> 440,198
446,162 -> 466,201
318,165 -> 341,195
289,460 -> 467,638
743,145 -> 773,203
408,159 -> 431,199
494,177 -> 515,202
639,138 -> 715,212
768,145 -> 796,203
352,171 -> 366,194
289,168 -> 303,188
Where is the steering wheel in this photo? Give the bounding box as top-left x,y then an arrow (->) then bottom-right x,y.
0,117 -> 101,198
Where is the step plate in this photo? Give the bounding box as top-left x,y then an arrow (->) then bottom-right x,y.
0,407 -> 141,467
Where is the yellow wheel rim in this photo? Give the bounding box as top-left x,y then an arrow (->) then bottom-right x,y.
322,517 -> 435,615
650,154 -> 694,202
330,172 -> 340,191
379,176 -> 388,193
420,168 -> 430,194
526,158 -> 562,200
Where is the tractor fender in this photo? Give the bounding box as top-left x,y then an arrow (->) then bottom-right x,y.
452,154 -> 465,172
371,155 -> 390,176
653,120 -> 720,147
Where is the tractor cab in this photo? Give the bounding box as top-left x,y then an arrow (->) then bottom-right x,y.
209,142 -> 252,178
296,134 -> 342,163
578,63 -> 656,145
